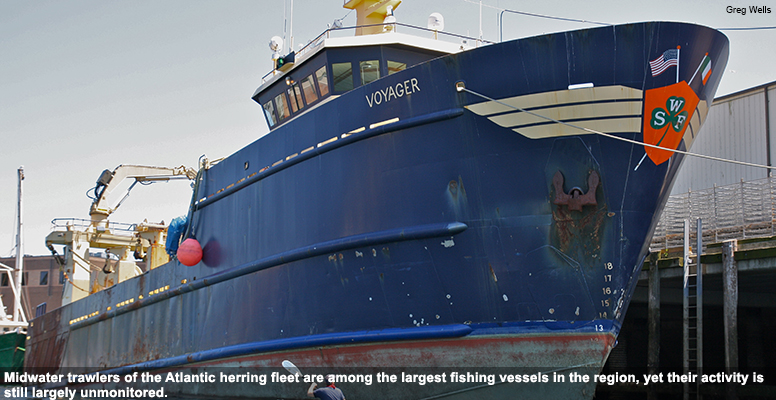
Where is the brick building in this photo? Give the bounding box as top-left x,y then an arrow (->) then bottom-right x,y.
0,255 -> 148,319
0,255 -> 63,320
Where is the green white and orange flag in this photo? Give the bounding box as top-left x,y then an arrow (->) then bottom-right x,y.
689,53 -> 713,86
699,55 -> 712,85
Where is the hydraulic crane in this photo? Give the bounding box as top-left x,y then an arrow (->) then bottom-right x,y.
46,165 -> 196,305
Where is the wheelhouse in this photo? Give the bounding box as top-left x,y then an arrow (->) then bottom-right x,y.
253,32 -> 466,130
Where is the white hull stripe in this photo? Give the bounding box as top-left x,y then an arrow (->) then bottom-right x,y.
513,117 -> 642,139
465,85 -> 645,139
489,101 -> 642,128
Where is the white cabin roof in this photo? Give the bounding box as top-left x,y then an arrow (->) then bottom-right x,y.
255,30 -> 473,96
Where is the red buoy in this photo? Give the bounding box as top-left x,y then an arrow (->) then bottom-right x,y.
177,238 -> 203,266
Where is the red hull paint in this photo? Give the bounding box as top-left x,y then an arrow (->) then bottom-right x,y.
136,332 -> 616,399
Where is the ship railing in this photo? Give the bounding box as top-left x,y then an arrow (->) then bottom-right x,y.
50,218 -> 140,235
651,176 -> 776,250
261,22 -> 494,85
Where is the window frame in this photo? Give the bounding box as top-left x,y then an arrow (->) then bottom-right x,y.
332,62 -> 355,93
274,92 -> 291,121
288,83 -> 304,113
301,74 -> 319,104
359,60 -> 381,85
315,66 -> 330,97
263,100 -> 278,128
387,60 -> 407,75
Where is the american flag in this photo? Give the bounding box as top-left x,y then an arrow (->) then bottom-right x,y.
649,49 -> 679,77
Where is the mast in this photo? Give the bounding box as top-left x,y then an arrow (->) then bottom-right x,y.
289,0 -> 294,53
344,0 -> 402,36
479,0 -> 483,41
14,166 -> 23,325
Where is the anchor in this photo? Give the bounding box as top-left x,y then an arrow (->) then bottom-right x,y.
552,170 -> 599,212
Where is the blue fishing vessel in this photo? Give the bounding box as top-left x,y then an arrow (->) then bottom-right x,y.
26,1 -> 728,398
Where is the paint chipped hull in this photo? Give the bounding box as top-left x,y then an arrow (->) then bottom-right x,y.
67,330 -> 615,399
26,21 -> 728,400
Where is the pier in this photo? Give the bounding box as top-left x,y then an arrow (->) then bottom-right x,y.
598,177 -> 776,399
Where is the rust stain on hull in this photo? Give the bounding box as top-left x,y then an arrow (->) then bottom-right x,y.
550,169 -> 607,263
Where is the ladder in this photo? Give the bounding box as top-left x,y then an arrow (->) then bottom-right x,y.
683,219 -> 703,400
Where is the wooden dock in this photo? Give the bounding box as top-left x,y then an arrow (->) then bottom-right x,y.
597,233 -> 776,399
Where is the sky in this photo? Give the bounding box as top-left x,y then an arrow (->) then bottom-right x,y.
2,0 -> 775,256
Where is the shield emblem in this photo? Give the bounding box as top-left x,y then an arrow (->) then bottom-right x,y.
642,81 -> 700,165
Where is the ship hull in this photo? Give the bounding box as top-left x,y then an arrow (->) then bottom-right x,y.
80,331 -> 612,399
26,21 -> 728,399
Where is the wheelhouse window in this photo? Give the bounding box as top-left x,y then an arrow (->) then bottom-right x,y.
315,66 -> 329,97
332,62 -> 353,92
287,88 -> 298,113
387,60 -> 406,75
315,66 -> 329,96
301,75 -> 318,104
263,101 -> 278,127
287,84 -> 304,113
360,60 -> 380,85
274,93 -> 291,121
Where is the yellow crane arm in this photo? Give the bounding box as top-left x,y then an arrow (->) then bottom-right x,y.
89,165 -> 197,221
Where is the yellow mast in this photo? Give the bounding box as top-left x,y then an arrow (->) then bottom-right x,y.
343,0 -> 402,36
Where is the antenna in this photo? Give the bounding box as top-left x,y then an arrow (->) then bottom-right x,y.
282,0 -> 294,53
479,0 -> 483,41
383,5 -> 397,32
428,13 -> 444,39
288,0 -> 294,53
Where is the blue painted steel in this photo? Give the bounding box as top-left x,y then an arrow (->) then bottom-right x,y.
195,108 -> 465,209
101,323 -> 473,376
25,21 -> 729,400
466,319 -> 617,336
68,221 -> 467,330
78,320 -> 615,379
